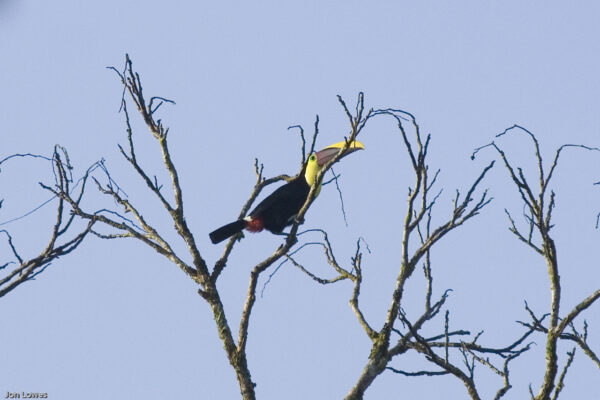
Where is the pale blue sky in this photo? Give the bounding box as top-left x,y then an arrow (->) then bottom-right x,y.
1,1 -> 599,399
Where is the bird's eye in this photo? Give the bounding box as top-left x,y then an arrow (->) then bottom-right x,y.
310,155 -> 316,161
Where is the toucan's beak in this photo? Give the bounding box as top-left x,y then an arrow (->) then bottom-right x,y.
315,140 -> 365,167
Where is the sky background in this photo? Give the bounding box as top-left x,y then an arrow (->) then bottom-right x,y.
1,1 -> 600,399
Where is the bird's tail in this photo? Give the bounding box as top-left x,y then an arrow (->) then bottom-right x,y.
209,219 -> 247,244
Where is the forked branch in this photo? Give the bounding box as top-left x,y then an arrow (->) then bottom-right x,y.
0,147 -> 95,298
474,125 -> 600,400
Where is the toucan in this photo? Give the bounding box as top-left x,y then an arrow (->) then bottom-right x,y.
209,140 -> 364,244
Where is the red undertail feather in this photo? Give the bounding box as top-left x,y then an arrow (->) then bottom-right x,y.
245,217 -> 264,232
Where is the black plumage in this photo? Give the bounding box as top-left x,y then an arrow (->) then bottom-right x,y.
208,139 -> 364,245
209,175 -> 309,244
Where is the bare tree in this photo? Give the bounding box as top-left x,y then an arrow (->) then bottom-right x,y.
6,55 -> 599,399
60,57 -> 527,399
319,108 -> 536,400
0,149 -> 95,298
472,126 -> 600,400
44,55 -> 372,400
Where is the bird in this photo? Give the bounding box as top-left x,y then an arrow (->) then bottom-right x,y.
208,140 -> 364,244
